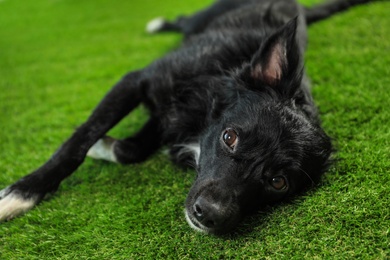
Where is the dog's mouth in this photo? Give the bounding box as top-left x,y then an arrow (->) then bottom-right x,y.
184,179 -> 242,234
184,208 -> 242,235
184,203 -> 241,235
184,208 -> 213,234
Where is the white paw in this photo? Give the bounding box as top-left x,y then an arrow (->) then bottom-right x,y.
146,17 -> 166,33
87,137 -> 118,163
175,143 -> 201,165
0,188 -> 38,222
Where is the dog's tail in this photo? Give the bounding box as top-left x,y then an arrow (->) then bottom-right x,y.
305,0 -> 375,25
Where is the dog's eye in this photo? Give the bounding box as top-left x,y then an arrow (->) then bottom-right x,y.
222,129 -> 238,149
270,176 -> 287,190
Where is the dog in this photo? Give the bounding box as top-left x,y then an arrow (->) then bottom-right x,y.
0,0 -> 374,234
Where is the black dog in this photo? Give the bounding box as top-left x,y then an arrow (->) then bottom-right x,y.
0,0 -> 373,234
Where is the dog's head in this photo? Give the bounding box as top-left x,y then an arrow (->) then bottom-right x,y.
185,19 -> 333,234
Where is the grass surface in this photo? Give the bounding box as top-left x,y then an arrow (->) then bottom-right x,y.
0,0 -> 389,258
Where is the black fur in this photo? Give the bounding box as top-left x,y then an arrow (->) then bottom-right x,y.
0,0 -> 374,234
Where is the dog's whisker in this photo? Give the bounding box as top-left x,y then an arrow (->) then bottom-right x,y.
298,166 -> 315,187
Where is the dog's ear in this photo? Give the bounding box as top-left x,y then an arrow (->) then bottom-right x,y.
249,17 -> 302,93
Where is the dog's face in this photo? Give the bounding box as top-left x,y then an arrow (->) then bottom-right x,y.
185,94 -> 332,234
185,19 -> 332,234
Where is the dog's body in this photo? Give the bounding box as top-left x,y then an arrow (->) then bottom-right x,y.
0,0 -> 374,234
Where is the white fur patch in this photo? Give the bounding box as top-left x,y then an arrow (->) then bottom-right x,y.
184,209 -> 208,234
87,138 -> 118,163
146,17 -> 165,33
176,143 -> 201,165
0,190 -> 38,222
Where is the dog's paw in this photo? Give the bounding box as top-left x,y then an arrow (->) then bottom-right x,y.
87,136 -> 118,163
146,17 -> 166,33
0,187 -> 39,222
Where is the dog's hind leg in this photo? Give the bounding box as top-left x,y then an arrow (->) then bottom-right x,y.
146,0 -> 246,35
87,117 -> 162,164
0,70 -> 145,222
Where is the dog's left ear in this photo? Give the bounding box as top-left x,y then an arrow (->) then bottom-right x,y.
249,17 -> 302,94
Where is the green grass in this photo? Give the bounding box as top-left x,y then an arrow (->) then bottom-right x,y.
0,0 -> 389,258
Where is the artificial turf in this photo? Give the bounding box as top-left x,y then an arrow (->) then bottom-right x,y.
0,0 -> 389,258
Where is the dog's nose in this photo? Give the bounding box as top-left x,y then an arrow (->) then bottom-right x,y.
193,196 -> 224,228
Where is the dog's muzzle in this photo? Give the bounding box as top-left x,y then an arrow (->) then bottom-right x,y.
185,184 -> 241,234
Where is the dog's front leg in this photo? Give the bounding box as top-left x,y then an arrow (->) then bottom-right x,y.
0,70 -> 144,222
87,116 -> 162,164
